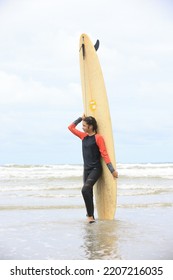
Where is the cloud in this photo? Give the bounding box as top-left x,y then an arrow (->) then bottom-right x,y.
0,70 -> 82,109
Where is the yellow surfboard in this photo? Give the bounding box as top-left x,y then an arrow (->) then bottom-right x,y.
79,33 -> 117,220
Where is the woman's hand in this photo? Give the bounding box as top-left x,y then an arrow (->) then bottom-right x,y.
112,170 -> 118,178
82,113 -> 86,120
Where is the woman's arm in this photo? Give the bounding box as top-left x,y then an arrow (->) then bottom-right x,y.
68,117 -> 87,140
95,134 -> 118,178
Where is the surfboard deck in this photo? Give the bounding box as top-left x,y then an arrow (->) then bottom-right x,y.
79,33 -> 117,220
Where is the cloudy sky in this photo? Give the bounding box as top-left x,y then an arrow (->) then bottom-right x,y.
0,0 -> 172,164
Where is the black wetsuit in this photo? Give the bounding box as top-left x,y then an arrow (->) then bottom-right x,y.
82,134 -> 102,216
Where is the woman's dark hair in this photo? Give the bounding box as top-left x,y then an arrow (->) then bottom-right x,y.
83,116 -> 98,133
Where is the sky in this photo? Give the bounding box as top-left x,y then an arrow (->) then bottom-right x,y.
0,0 -> 173,164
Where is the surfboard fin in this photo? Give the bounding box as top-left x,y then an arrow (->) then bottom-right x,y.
79,38 -> 99,59
81,43 -> 85,59
79,43 -> 85,59
94,40 -> 100,51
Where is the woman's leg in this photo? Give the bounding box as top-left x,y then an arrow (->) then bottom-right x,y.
82,167 -> 102,220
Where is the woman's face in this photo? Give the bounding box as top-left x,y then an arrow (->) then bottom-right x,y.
82,121 -> 93,133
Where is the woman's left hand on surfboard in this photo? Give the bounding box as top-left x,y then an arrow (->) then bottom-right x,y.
112,170 -> 118,178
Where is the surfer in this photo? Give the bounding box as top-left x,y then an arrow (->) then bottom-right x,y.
68,115 -> 118,223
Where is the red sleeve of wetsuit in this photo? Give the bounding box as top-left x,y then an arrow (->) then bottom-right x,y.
68,118 -> 87,140
95,134 -> 111,164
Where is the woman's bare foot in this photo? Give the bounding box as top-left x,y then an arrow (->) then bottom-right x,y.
88,216 -> 95,223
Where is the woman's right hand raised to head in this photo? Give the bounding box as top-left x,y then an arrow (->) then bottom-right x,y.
82,113 -> 86,120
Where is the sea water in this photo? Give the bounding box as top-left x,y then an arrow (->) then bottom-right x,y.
0,163 -> 173,259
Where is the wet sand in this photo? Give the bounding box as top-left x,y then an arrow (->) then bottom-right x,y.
0,206 -> 173,260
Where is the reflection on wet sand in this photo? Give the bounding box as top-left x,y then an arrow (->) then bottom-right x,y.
81,220 -> 123,260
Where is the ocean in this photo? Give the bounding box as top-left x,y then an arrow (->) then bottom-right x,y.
0,163 -> 173,260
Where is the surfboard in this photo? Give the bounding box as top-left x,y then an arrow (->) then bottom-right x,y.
79,33 -> 117,220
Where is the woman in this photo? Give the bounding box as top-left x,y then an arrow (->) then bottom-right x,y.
68,115 -> 118,223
